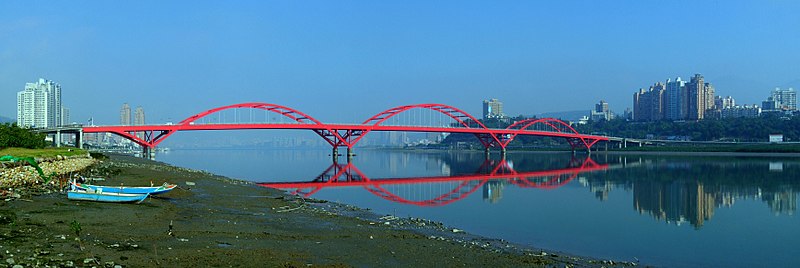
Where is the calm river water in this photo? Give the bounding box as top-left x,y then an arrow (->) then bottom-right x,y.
157,149 -> 800,267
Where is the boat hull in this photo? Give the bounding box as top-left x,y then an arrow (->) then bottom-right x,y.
67,190 -> 148,203
74,182 -> 177,195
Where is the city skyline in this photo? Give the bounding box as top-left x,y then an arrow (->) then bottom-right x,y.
2,1 -> 800,125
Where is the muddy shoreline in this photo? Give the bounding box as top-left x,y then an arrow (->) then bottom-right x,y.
1,154 -> 636,267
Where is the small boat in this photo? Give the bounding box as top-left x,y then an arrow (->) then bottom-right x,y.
72,180 -> 177,195
67,188 -> 148,203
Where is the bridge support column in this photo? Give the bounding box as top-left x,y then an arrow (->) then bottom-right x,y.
142,146 -> 155,160
500,147 -> 507,159
346,147 -> 355,162
55,130 -> 62,147
484,147 -> 490,159
332,147 -> 339,162
77,129 -> 84,149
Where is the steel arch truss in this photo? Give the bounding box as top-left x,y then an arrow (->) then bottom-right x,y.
351,104 -> 501,149
177,102 -> 350,148
178,102 -> 325,125
106,129 -> 172,149
503,118 -> 602,150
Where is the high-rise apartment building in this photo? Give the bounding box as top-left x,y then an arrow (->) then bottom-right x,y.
684,74 -> 715,120
633,83 -> 665,121
770,88 -> 796,111
665,77 -> 685,120
715,96 -> 735,109
134,106 -> 145,125
591,100 -> 613,121
482,99 -> 504,119
62,107 -> 71,126
120,103 -> 132,125
16,78 -> 63,128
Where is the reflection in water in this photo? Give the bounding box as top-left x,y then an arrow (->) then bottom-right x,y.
159,150 -> 800,267
258,157 -> 608,206
579,157 -> 799,228
260,154 -> 800,228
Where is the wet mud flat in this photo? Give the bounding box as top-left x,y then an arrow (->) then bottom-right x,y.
1,154 -> 635,267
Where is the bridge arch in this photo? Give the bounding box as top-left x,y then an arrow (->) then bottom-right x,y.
176,102 -> 349,147
178,102 -> 325,125
503,118 -> 595,149
348,104 -> 501,148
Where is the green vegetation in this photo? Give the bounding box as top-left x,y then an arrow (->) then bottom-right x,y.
438,114 -> 800,153
576,114 -> 800,142
0,123 -> 47,149
612,143 -> 800,153
0,147 -> 87,158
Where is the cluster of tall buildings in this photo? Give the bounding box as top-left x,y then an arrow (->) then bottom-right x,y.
634,74 -> 798,121
762,88 -> 797,111
16,78 -> 69,128
633,74 -> 715,121
119,103 -> 145,126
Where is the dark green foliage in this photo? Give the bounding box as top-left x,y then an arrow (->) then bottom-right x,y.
442,116 -> 572,148
576,115 -> 800,142
0,123 -> 47,149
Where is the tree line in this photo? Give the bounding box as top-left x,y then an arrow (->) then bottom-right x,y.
576,114 -> 800,142
0,123 -> 47,149
440,114 -> 800,146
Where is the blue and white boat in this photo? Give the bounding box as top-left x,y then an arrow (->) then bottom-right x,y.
72,180 -> 177,195
67,188 -> 148,203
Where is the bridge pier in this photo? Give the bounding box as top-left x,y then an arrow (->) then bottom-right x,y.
54,130 -> 62,147
484,147 -> 490,159
77,129 -> 83,149
142,146 -> 155,160
332,147 -> 340,162
346,147 -> 355,162
500,147 -> 507,159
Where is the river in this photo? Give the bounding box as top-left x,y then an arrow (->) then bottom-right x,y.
156,148 -> 800,267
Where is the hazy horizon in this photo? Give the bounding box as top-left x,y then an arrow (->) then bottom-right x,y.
3,1 -> 799,125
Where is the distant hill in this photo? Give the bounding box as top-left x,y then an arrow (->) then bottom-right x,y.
536,110 -> 590,122
0,115 -> 14,123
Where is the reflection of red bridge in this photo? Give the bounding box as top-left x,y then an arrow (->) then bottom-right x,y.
82,103 -> 608,154
257,157 -> 608,206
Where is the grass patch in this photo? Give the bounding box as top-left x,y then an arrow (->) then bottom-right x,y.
0,147 -> 88,158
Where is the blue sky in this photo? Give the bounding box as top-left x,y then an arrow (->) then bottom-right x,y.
2,1 -> 799,124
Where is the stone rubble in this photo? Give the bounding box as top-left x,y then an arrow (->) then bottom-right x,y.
0,155 -> 96,198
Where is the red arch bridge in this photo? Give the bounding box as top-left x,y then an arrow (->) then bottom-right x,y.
81,102 -> 608,156
258,156 -> 608,207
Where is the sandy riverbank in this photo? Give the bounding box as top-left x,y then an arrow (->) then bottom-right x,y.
1,154 -> 634,267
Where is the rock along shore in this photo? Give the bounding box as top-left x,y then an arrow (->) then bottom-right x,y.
0,153 -> 636,267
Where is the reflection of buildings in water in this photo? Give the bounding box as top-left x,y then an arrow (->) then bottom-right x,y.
633,181 -> 718,228
482,180 -> 505,204
769,162 -> 784,172
578,177 -> 631,202
763,189 -> 797,216
631,180 -> 799,228
579,176 -> 613,201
